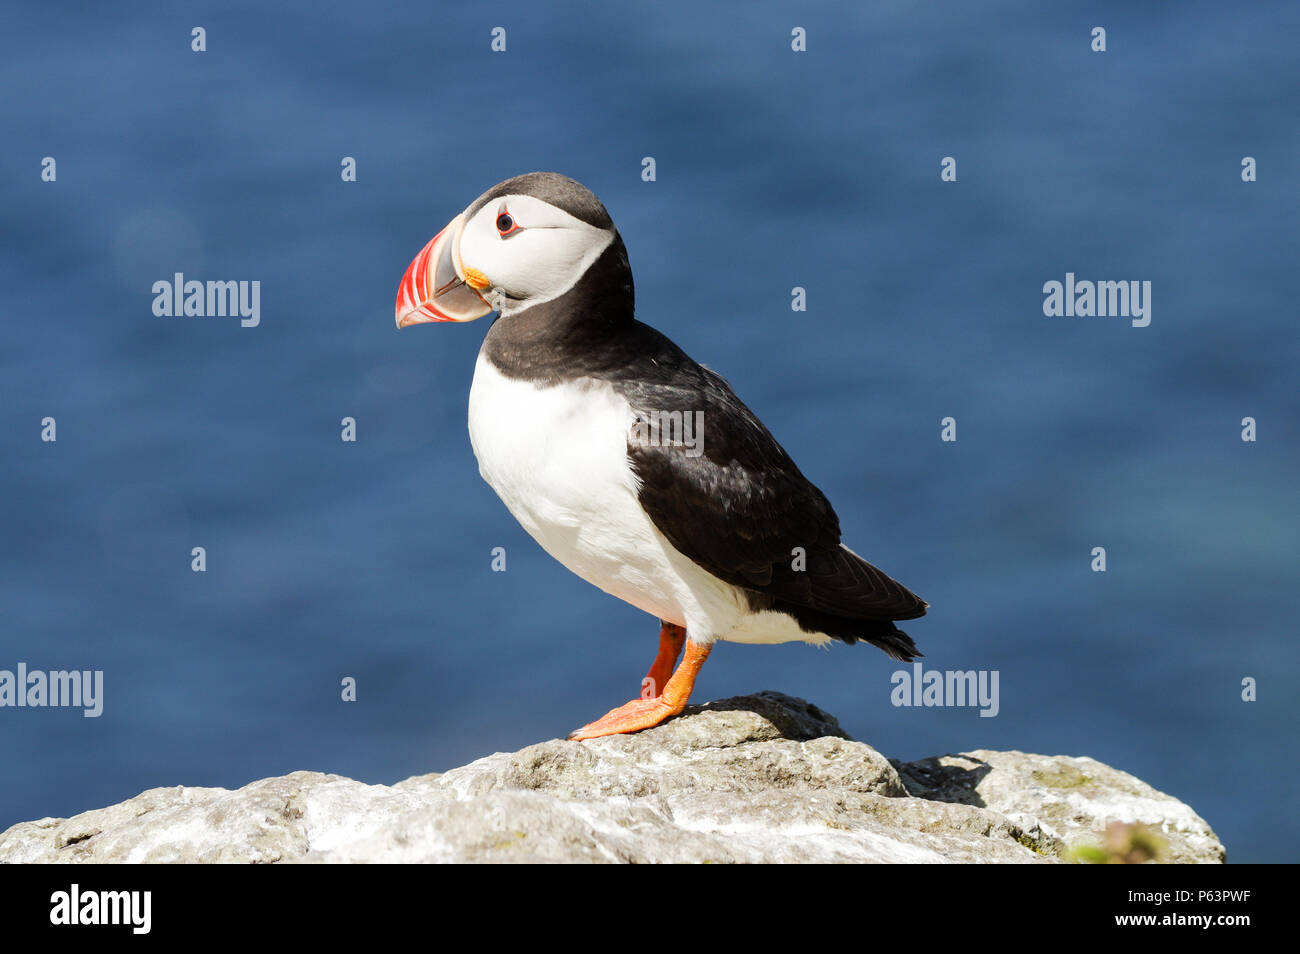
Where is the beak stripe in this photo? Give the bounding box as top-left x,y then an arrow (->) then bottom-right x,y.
398,235 -> 436,320
395,216 -> 496,328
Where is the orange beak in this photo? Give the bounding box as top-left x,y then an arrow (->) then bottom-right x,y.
395,213 -> 495,327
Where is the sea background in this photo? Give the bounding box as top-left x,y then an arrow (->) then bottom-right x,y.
1,1 -> 1296,861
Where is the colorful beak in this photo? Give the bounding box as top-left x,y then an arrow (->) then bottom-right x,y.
395,214 -> 495,327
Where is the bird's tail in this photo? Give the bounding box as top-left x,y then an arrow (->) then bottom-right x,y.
863,621 -> 923,662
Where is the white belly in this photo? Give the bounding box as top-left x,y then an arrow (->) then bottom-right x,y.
466,354 -> 829,646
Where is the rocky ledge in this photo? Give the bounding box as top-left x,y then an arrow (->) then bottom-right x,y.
0,692 -> 1223,864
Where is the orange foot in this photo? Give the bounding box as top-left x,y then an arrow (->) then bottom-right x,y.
569,632 -> 711,741
568,697 -> 678,739
642,621 -> 685,700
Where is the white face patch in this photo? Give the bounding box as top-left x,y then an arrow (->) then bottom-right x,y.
457,193 -> 615,315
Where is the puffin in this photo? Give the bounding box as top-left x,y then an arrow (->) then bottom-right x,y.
395,172 -> 927,740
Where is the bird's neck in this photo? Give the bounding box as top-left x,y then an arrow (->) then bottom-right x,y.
482,234 -> 638,382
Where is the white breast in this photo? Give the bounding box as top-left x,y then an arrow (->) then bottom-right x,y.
465,353 -> 830,646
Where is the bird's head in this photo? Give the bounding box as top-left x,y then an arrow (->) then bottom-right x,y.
395,172 -> 621,327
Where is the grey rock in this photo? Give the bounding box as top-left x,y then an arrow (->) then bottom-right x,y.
895,750 -> 1225,864
0,691 -> 1224,864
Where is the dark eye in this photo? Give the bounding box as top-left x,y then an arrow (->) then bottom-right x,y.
496,213 -> 514,233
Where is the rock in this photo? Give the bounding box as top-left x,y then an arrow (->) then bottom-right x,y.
895,750 -> 1225,864
0,691 -> 1224,863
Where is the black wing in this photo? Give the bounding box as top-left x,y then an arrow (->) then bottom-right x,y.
618,331 -> 927,655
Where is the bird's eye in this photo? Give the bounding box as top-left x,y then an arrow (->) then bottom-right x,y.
496,212 -> 517,235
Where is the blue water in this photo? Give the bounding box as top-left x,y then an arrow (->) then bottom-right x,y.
2,1 -> 1296,862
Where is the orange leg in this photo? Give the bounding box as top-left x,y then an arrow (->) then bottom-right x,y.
642,621 -> 685,699
569,634 -> 712,740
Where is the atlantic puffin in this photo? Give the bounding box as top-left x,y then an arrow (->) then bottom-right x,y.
395,172 -> 927,740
